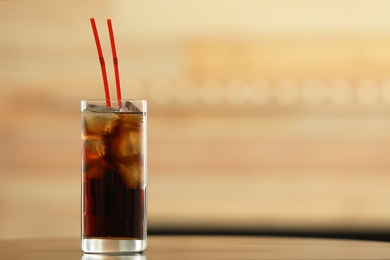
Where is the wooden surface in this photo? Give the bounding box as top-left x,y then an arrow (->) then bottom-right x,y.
1,235 -> 390,260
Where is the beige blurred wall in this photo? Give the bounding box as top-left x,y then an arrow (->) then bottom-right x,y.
1,0 -> 390,238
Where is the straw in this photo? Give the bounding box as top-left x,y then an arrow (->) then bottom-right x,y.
90,18 -> 111,107
107,19 -> 122,106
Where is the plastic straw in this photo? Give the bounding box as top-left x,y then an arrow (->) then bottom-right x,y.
90,18 -> 111,107
107,19 -> 122,106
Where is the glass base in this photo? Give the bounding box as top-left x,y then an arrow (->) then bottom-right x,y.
82,253 -> 146,260
82,238 -> 147,254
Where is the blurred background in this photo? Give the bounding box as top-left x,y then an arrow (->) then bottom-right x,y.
1,0 -> 390,240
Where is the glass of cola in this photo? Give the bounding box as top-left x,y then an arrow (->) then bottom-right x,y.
81,99 -> 147,253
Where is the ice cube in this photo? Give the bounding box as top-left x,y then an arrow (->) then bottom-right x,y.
83,108 -> 120,135
113,130 -> 143,158
87,104 -> 118,113
119,113 -> 143,130
84,159 -> 109,179
118,101 -> 141,112
83,135 -> 106,159
117,156 -> 143,189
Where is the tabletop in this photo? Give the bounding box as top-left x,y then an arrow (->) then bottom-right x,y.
0,235 -> 390,260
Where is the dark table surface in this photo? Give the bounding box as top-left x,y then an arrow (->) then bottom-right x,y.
1,235 -> 390,260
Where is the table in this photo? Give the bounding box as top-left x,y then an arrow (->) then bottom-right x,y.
1,235 -> 390,260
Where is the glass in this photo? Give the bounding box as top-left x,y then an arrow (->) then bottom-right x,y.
81,99 -> 147,253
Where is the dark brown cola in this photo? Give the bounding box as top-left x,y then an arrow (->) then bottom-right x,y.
82,105 -> 146,239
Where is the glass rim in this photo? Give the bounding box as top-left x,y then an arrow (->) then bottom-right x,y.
81,99 -> 147,102
81,99 -> 147,112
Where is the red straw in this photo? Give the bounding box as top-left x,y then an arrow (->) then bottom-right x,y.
90,18 -> 111,107
107,19 -> 122,106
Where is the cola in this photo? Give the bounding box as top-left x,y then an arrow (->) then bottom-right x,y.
81,100 -> 147,253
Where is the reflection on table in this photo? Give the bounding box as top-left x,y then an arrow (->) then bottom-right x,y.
1,236 -> 390,260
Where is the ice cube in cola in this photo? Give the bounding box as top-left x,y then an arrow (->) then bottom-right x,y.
82,101 -> 146,241
119,101 -> 141,112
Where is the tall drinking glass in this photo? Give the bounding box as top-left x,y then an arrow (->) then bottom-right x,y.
81,99 -> 147,253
